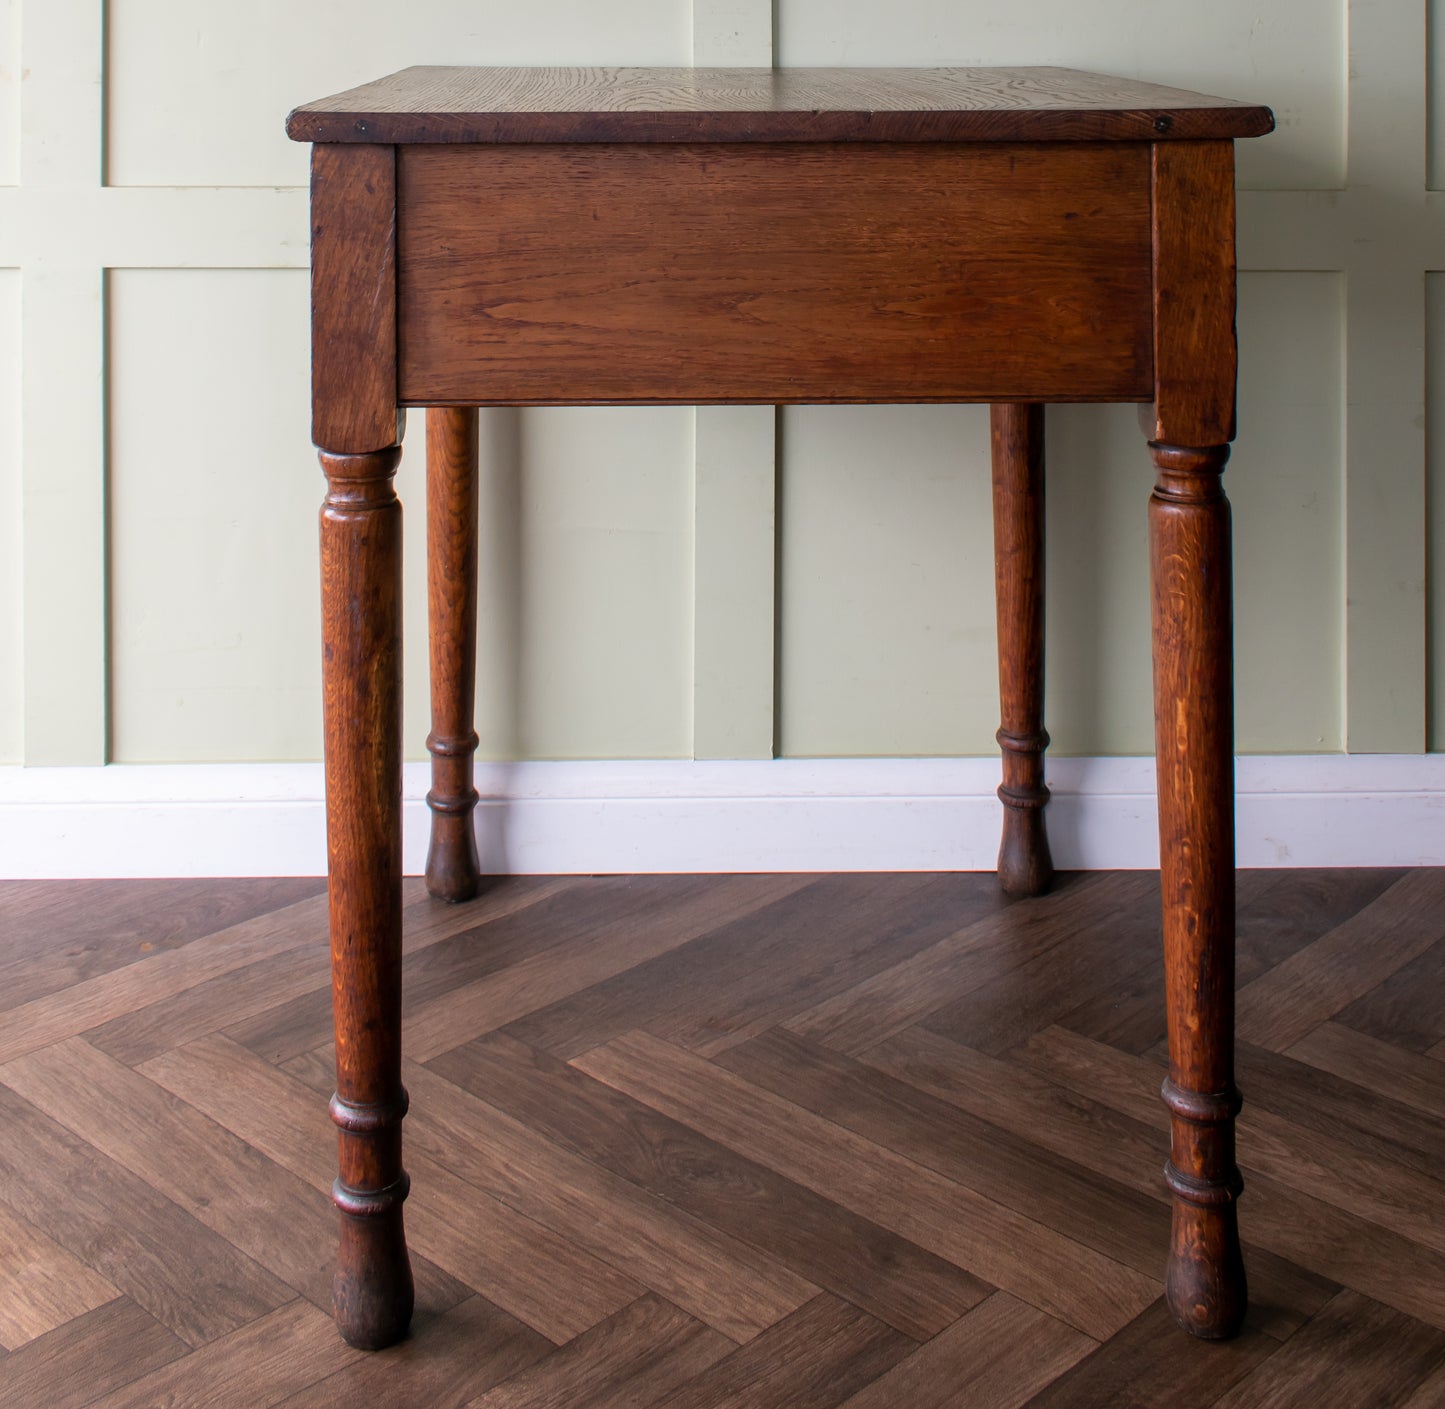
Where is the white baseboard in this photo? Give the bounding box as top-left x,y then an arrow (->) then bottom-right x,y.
1,755 -> 1442,879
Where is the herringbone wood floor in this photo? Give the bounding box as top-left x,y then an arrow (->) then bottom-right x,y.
1,869 -> 1444,1407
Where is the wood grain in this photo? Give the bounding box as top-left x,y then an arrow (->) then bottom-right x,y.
287,66 -> 1274,145
310,144 -> 400,454
0,1299 -> 186,1409
399,1059 -> 818,1342
424,406 -> 484,903
10,870 -> 1441,1399
834,1292 -> 1093,1409
470,1294 -> 732,1409
396,142 -> 1153,406
0,1201 -> 116,1348
991,403 -> 1054,897
431,1031 -> 987,1341
1142,140 -> 1239,445
573,1030 -> 1160,1339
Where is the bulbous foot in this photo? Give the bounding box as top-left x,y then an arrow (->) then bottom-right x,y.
424,805 -> 482,904
997,793 -> 1054,898
1164,1176 -> 1247,1339
333,1190 -> 415,1350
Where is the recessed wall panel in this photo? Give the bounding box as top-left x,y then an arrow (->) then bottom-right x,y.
106,0 -> 692,188
1232,272 -> 1344,753
777,403 -> 997,758
1429,274 -> 1445,747
776,0 -> 1342,190
109,269 -> 321,762
0,271 -> 19,762
0,1 -> 16,186
398,407 -> 694,763
1431,0 -> 1445,189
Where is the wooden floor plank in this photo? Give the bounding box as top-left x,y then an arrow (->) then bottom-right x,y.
987,1026 -> 1445,1329
716,1026 -> 1172,1281
638,873 -> 1009,1058
0,1298 -> 187,1409
920,874 -> 1162,1055
85,944 -> 329,1068
835,1291 -> 1095,1409
1233,869 -> 1406,981
1285,1021 -> 1445,1121
857,1027 -> 1343,1339
1,1037 -> 349,1310
0,1199 -> 118,1349
1334,935 -> 1445,1055
648,1294 -> 912,1409
782,871 -> 1147,1057
0,877 -> 325,1011
401,1059 -> 818,1342
1209,1290 -> 1445,1408
469,1294 -> 733,1409
406,873 -> 813,1063
1017,1300 -> 1281,1408
132,1032 -> 641,1344
219,875 -> 576,1064
1234,1038 -> 1445,1179
1018,1027 -> 1445,1261
572,1030 -> 1160,1340
1235,870 -> 1445,1052
273,1294 -> 552,1409
86,1299 -> 359,1409
0,890 -> 330,1065
429,1031 -> 987,1341
0,1083 -> 293,1347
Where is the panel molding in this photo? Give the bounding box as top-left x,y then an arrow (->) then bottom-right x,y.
4,756 -> 1444,877
689,0 -> 778,758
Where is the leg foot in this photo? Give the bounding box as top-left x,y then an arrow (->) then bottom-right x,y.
1164,1171 -> 1247,1339
425,407 -> 484,902
334,1188 -> 415,1350
991,403 -> 1054,898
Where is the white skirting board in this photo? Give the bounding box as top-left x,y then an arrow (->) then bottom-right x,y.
2,755 -> 1443,879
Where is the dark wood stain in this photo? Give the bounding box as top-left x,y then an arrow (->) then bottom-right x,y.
287,65 -> 1273,145
2,872 -> 1441,1400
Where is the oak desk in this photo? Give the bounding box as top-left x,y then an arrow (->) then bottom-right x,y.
286,66 -> 1274,1352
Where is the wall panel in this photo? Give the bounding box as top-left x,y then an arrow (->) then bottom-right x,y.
777,404 -> 996,757
1430,0 -> 1444,189
0,271 -> 20,761
108,269 -> 321,762
775,0 -> 1344,190
1429,273 -> 1445,747
105,0 -> 692,188
398,407 -> 695,763
1232,272 -> 1345,752
0,0 -> 16,186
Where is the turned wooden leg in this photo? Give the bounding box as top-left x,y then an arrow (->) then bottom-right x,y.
990,403 -> 1054,898
425,407 -> 484,902
1148,441 -> 1246,1340
319,444 -> 414,1351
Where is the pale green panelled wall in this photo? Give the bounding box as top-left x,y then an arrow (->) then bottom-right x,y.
0,270 -> 19,764
0,0 -> 1439,765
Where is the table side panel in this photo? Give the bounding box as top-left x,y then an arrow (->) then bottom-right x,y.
395,142 -> 1154,406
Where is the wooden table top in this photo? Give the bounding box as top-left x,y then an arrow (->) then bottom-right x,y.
286,66 -> 1274,146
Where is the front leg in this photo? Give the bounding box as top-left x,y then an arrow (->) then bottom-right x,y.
319,443 -> 413,1350
1148,441 -> 1245,1339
